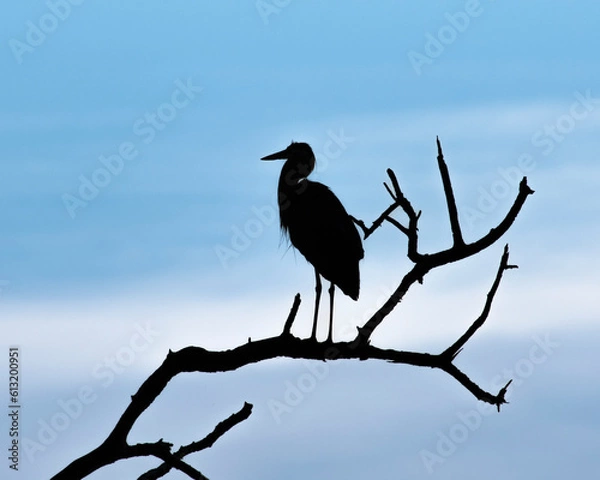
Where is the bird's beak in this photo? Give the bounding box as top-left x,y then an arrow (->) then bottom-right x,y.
261,148 -> 289,161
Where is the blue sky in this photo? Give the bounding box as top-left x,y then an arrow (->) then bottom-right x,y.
1,1 -> 599,478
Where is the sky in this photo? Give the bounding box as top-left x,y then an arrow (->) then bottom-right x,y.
1,1 -> 599,478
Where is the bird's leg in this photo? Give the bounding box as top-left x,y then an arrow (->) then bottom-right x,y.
327,282 -> 335,343
311,269 -> 322,340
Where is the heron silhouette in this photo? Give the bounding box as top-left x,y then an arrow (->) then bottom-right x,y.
261,141 -> 364,341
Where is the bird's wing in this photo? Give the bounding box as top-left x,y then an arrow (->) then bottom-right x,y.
285,181 -> 364,297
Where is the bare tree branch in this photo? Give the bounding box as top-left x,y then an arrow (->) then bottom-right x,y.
282,293 -> 302,335
351,169 -> 417,240
147,453 -> 206,480
442,244 -> 517,360
383,215 -> 409,235
436,136 -> 464,247
53,325 -> 515,479
138,402 -> 253,480
353,141 -> 534,346
438,363 -> 512,411
53,439 -> 209,480
53,137 -> 534,480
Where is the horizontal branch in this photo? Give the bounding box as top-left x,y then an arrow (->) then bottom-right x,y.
53,326 -> 512,478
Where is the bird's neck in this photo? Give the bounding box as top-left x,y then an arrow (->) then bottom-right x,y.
278,159 -> 312,194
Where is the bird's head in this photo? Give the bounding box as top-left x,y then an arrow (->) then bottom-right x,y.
261,142 -> 315,180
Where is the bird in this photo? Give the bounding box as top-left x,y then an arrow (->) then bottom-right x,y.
261,141 -> 364,342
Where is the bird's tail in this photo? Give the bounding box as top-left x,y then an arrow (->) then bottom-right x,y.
337,262 -> 360,301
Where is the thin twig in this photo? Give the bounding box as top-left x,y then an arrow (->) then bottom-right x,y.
352,169 -> 418,240
350,215 -> 368,237
282,293 -> 301,335
439,363 -> 511,410
383,181 -> 396,200
384,216 -> 409,235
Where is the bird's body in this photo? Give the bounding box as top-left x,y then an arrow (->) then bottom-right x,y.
280,178 -> 362,299
262,142 -> 364,341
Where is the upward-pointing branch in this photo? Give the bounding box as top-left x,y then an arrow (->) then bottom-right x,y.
436,136 -> 464,247
353,140 -> 534,346
441,244 -> 518,360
